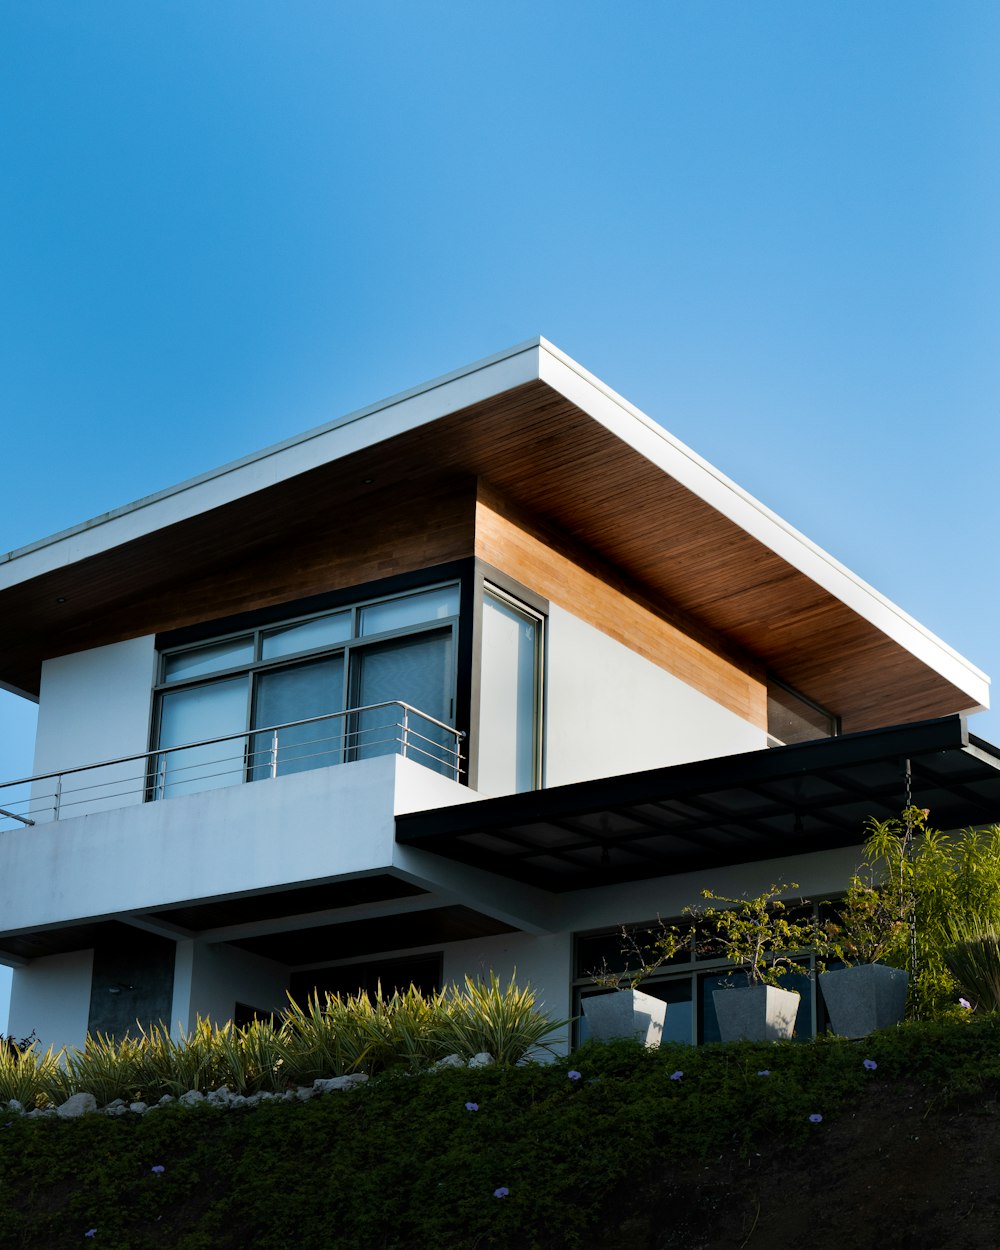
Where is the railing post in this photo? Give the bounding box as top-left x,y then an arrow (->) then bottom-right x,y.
400,705 -> 409,760
157,755 -> 167,801
270,729 -> 280,779
53,774 -> 62,821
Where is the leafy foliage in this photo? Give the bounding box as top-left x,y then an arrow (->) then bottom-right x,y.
830,809 -> 1000,1017
0,1037 -> 62,1108
593,883 -> 826,990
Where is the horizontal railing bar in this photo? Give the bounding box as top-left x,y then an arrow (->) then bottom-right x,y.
0,701 -> 464,790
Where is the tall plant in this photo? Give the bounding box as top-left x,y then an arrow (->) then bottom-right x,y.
830,809 -> 1000,1018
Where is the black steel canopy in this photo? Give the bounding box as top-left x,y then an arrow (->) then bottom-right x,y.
395,717 -> 1000,892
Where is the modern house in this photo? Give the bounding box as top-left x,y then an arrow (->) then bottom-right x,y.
2,338 -> 999,1051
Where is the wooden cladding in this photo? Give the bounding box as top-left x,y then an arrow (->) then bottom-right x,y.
474,483 -> 768,729
2,479 -> 478,694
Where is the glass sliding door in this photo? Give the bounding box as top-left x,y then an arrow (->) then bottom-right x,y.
250,655 -> 345,779
352,631 -> 454,771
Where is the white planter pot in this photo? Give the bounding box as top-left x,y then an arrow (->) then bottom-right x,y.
712,985 -> 800,1043
819,964 -> 908,1038
582,989 -> 666,1047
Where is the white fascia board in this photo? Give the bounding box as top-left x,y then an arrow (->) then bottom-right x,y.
536,339 -> 990,712
0,339 -> 546,590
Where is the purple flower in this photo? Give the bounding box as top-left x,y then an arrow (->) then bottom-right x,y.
863,1058 -> 877,1071
567,1070 -> 582,1082
808,1113 -> 823,1124
494,1186 -> 509,1198
959,997 -> 972,1010
670,1070 -> 683,1081
465,1102 -> 479,1112
150,1165 -> 165,1175
756,1070 -> 770,1077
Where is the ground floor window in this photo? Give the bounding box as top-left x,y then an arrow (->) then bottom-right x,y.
573,923 -> 821,1046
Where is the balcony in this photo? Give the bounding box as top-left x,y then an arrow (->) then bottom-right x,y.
0,705 -> 476,947
0,701 -> 463,833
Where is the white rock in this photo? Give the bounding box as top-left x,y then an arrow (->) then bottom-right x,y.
314,1074 -> 369,1093
178,1090 -> 205,1107
207,1088 -> 231,1107
129,1102 -> 148,1115
296,1086 -> 317,1101
432,1054 -> 465,1071
57,1093 -> 98,1119
468,1052 -> 495,1069
158,1095 -> 174,1106
7,1100 -> 23,1113
104,1099 -> 126,1111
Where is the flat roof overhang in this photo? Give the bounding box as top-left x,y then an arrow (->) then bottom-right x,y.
395,717 -> 1000,893
0,339 -> 988,729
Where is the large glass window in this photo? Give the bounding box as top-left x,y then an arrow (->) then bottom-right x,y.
251,655 -> 345,779
152,583 -> 460,798
353,631 -> 454,765
155,677 -> 249,797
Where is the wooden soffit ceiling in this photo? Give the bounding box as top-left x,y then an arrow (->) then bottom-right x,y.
0,373 -> 984,731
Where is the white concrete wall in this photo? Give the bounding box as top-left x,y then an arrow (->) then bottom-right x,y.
31,637 -> 158,822
544,605 -> 766,787
561,844 -> 864,936
171,941 -> 290,1036
7,949 -> 94,1052
0,966 -> 10,1034
441,930 -> 573,1054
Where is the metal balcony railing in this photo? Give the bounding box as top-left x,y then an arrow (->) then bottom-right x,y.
0,702 -> 464,833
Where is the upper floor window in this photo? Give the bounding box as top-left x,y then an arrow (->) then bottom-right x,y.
151,583 -> 460,798
476,587 -> 543,796
766,678 -> 838,746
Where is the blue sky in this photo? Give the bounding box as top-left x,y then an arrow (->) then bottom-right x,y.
1,3 -> 998,1029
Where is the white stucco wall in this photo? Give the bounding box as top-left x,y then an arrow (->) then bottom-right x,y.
0,966 -> 10,1034
31,637 -> 158,822
7,949 -> 94,1052
543,605 -> 766,787
171,941 -> 290,1037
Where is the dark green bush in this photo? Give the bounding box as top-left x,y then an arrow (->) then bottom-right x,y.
3,1018 -> 1000,1249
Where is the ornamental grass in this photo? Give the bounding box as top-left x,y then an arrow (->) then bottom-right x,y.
0,973 -> 564,1108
